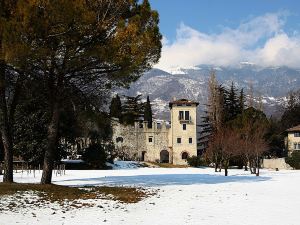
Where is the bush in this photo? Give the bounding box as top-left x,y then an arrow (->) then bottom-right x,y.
187,156 -> 208,167
286,151 -> 300,169
82,143 -> 108,169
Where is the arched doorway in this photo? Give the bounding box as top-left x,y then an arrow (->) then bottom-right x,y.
181,152 -> 189,160
160,150 -> 169,163
141,151 -> 146,161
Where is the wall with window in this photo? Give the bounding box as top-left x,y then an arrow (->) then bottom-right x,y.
112,120 -> 169,162
170,104 -> 198,165
286,132 -> 300,155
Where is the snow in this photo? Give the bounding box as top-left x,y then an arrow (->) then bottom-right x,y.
1,163 -> 300,225
61,159 -> 84,164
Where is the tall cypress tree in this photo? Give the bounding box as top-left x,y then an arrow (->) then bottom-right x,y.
144,96 -> 153,128
239,88 -> 245,114
109,94 -> 122,121
225,82 -> 239,122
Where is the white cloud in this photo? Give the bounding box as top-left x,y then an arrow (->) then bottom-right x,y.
155,12 -> 300,72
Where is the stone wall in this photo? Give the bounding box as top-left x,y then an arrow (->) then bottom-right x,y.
262,158 -> 292,170
112,120 -> 170,162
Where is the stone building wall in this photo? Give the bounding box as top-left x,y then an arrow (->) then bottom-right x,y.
112,120 -> 169,162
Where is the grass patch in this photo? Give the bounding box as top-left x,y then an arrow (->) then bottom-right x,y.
0,183 -> 149,206
149,162 -> 189,168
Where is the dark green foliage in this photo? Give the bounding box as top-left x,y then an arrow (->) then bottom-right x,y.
187,156 -> 208,167
286,151 -> 300,169
122,95 -> 144,125
82,143 -> 108,169
144,96 -> 153,128
110,94 -> 122,121
280,91 -> 300,130
281,105 -> 300,130
264,117 -> 285,157
222,82 -> 241,123
239,89 -> 245,113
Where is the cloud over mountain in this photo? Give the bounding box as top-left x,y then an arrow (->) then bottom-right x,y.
156,12 -> 300,72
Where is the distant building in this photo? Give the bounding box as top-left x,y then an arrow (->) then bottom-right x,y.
285,125 -> 300,155
112,99 -> 199,165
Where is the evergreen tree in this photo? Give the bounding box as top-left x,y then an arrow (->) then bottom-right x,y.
109,94 -> 122,121
239,88 -> 245,114
122,95 -> 144,125
225,82 -> 239,122
6,0 -> 161,184
144,96 -> 153,128
0,0 -> 21,183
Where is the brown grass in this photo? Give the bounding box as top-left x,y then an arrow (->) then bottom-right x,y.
0,183 -> 149,204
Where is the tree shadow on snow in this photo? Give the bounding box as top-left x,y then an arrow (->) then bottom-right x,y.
56,173 -> 271,187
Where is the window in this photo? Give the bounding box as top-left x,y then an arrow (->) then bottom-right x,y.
179,111 -> 184,120
295,132 -> 300,137
189,138 -> 193,144
182,152 -> 188,160
294,143 -> 298,150
116,137 -> 123,143
183,124 -> 187,130
298,143 -> 300,150
185,111 -> 190,120
149,136 -> 153,143
177,138 -> 181,144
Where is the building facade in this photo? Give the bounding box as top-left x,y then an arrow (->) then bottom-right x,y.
285,125 -> 300,155
112,99 -> 199,165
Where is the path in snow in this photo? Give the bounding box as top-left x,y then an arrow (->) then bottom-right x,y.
1,164 -> 300,225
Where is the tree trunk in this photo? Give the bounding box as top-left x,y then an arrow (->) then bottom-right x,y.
225,167 -> 228,176
41,101 -> 60,184
256,157 -> 260,176
215,163 -> 218,172
0,60 -> 13,183
224,160 -> 229,176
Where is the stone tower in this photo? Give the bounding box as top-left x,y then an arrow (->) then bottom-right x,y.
169,99 -> 199,165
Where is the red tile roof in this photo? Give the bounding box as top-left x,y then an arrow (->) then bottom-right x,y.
286,125 -> 300,132
169,99 -> 199,108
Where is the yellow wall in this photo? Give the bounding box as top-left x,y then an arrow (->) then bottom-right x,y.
170,104 -> 197,165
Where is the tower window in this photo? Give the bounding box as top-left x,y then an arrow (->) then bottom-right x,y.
149,136 -> 153,143
177,138 -> 181,144
189,138 -> 193,144
185,111 -> 190,120
179,111 -> 184,120
294,132 -> 300,137
183,124 -> 187,130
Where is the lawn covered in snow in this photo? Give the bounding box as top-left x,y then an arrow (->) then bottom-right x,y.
1,162 -> 300,225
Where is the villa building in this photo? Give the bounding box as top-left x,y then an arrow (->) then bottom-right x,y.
285,125 -> 300,155
112,99 -> 199,165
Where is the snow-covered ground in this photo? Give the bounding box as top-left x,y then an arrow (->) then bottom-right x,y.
1,163 -> 300,225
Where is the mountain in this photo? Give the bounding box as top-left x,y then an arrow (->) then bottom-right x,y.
117,63 -> 300,119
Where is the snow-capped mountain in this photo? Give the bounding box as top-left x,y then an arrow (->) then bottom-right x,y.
117,63 -> 300,119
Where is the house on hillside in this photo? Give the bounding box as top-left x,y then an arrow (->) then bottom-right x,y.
112,98 -> 199,165
285,125 -> 300,155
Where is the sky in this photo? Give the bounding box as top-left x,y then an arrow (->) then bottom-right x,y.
149,0 -> 300,71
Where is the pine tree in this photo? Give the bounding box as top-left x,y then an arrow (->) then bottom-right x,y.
144,96 -> 153,128
0,0 -> 20,183
109,94 -> 122,121
239,88 -> 245,114
6,0 -> 162,184
225,82 -> 239,122
122,95 -> 144,125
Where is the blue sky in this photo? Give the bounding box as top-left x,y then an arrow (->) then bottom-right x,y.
149,0 -> 300,71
